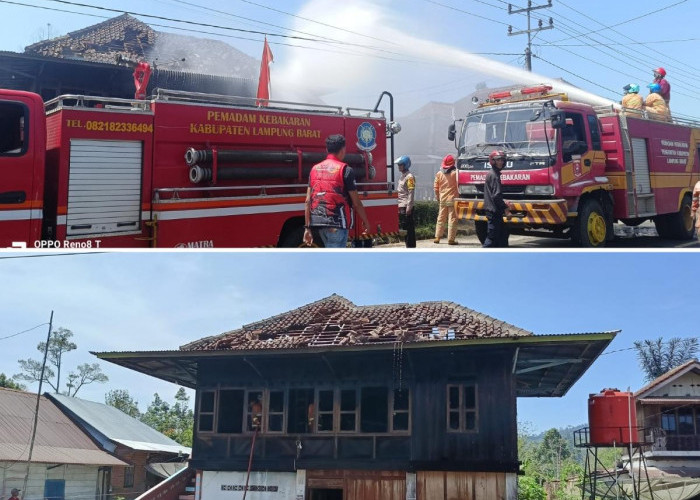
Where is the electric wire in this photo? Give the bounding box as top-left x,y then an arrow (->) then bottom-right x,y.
0,323 -> 49,341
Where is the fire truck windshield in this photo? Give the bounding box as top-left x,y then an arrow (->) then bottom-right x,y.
459,108 -> 556,161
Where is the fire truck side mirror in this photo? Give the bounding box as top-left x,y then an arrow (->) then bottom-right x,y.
549,110 -> 565,129
447,124 -> 456,141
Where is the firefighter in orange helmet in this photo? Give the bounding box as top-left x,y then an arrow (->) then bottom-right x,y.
645,83 -> 671,122
621,84 -> 643,117
433,154 -> 459,245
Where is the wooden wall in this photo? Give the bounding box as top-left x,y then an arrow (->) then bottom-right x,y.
306,470 -> 406,500
416,471 -> 510,500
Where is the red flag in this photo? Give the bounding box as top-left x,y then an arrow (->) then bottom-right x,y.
256,37 -> 274,106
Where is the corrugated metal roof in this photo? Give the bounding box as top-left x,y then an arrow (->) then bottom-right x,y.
47,394 -> 190,456
181,294 -> 533,352
0,388 -> 126,466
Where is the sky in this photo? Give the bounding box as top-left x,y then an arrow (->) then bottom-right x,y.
1,251 -> 698,434
0,0 -> 698,118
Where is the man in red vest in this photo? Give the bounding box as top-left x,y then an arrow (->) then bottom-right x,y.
304,135 -> 370,248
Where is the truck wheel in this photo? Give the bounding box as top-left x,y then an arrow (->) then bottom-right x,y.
572,199 -> 607,247
475,221 -> 487,244
654,194 -> 695,240
279,225 -> 305,247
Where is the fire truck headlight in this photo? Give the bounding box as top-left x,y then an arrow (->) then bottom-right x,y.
524,185 -> 554,195
459,184 -> 479,195
388,121 -> 402,135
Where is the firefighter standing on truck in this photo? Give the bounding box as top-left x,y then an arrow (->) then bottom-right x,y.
304,134 -> 370,248
395,155 -> 416,248
433,154 -> 459,245
483,150 -> 512,248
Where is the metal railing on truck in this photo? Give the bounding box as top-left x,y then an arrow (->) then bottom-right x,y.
44,94 -> 152,114
152,88 -> 386,118
153,181 -> 394,201
594,104 -> 700,128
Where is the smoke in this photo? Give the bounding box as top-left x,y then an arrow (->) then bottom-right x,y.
274,0 -> 616,109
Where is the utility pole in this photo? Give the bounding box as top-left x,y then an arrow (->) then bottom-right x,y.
507,0 -> 554,71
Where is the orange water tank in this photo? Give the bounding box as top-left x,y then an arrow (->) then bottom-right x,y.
588,388 -> 638,445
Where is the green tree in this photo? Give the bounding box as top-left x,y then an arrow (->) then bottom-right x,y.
14,327 -> 107,396
518,476 -> 546,500
105,389 -> 141,418
0,373 -> 25,390
634,337 -> 699,381
141,389 -> 193,447
535,429 -> 572,481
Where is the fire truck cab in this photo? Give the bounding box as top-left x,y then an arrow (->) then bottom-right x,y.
450,85 -> 699,247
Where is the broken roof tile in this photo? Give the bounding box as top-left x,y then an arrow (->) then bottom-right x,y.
180,294 -> 532,352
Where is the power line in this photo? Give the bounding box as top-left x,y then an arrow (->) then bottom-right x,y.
548,0 -> 689,44
0,323 -> 49,341
0,252 -> 106,259
421,0 -> 510,26
232,0 -> 400,46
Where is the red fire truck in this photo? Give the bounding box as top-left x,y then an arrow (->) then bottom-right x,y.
449,85 -> 700,246
0,87 -> 399,248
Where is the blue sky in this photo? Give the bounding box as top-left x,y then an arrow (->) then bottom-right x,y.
1,251 -> 697,434
0,0 -> 697,117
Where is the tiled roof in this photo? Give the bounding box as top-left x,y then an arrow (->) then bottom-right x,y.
634,359 -> 700,398
181,294 -> 532,352
24,14 -> 257,78
0,388 -> 126,465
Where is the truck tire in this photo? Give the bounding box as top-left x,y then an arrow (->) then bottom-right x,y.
475,221 -> 487,244
572,199 -> 607,247
279,225 -> 305,247
654,194 -> 695,240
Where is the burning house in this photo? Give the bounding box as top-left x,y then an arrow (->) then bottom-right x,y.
0,14 -> 257,100
96,294 -> 615,500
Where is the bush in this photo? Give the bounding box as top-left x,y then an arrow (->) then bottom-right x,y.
518,476 -> 546,500
411,201 -> 476,241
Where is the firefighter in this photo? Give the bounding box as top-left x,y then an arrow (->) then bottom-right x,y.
433,154 -> 459,245
652,67 -> 671,104
692,180 -> 700,239
395,155 -> 416,248
304,134 -> 370,248
621,83 -> 643,116
483,150 -> 512,248
645,83 -> 671,122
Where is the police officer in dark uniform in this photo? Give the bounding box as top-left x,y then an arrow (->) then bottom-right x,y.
483,150 -> 511,248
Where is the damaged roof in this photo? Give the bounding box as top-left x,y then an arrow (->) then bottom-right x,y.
24,13 -> 258,78
181,294 -> 533,351
95,295 -> 617,397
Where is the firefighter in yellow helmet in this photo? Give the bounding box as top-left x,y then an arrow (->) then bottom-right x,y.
433,154 -> 459,245
645,83 -> 671,122
621,84 -> 643,117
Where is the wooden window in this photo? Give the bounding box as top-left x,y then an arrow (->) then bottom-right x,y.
360,387 -> 388,433
245,390 -> 264,431
198,391 -> 215,433
662,407 -> 678,434
316,389 -> 335,433
217,389 -> 244,434
267,390 -> 285,433
447,383 -> 478,433
391,388 -> 410,432
340,389 -> 358,432
123,466 -> 134,488
288,388 -> 315,434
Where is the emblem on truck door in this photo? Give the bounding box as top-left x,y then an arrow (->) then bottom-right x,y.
356,122 -> 377,151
